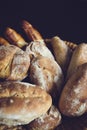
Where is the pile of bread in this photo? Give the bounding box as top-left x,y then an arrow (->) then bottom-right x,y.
0,20 -> 87,130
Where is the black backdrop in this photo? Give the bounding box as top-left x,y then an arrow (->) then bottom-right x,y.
0,0 -> 87,44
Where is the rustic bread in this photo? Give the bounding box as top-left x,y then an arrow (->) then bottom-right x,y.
59,63 -> 87,116
0,81 -> 52,126
26,40 -> 55,61
5,27 -> 28,48
50,36 -> 72,74
67,43 -> 87,80
0,45 -> 30,80
27,105 -> 61,130
22,20 -> 43,41
29,56 -> 64,101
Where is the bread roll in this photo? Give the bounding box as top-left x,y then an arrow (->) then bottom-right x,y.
0,45 -> 30,80
29,56 -> 64,101
0,37 -> 10,46
27,105 -> 61,130
5,28 -> 28,48
26,40 -> 55,61
67,43 -> 87,79
59,63 -> 87,116
50,36 -> 72,73
22,20 -> 43,41
0,81 -> 52,126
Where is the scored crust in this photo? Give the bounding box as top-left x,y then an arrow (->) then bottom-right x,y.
0,45 -> 30,80
0,81 -> 52,126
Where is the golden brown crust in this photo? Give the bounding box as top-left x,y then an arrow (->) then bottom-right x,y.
0,37 -> 10,46
29,56 -> 64,101
67,43 -> 87,80
0,45 -> 19,79
0,45 -> 30,80
27,105 -> 61,130
50,36 -> 72,74
22,20 -> 43,41
0,81 -> 52,126
59,63 -> 87,116
64,41 -> 77,51
5,28 -> 28,48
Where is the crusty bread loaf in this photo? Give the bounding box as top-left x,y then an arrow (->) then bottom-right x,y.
29,56 -> 64,101
0,81 -> 52,126
26,40 -> 55,61
0,45 -> 30,80
50,36 -> 72,74
27,105 -> 61,130
5,27 -> 28,48
59,63 -> 87,116
22,20 -> 43,41
67,43 -> 87,80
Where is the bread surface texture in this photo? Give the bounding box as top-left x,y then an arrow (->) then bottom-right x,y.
0,81 -> 52,126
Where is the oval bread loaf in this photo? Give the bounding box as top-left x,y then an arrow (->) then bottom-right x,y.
0,45 -> 30,81
0,81 -> 52,126
29,56 -> 64,101
59,63 -> 87,116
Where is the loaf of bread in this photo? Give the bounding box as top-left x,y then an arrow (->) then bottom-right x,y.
0,37 -> 10,46
0,81 -> 52,126
0,45 -> 30,80
50,36 -> 72,74
26,40 -> 55,61
67,43 -> 87,80
22,20 -> 43,41
29,56 -> 64,101
5,27 -> 28,48
27,105 -> 61,130
59,63 -> 87,116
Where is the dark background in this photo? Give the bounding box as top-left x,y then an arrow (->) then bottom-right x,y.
0,0 -> 87,44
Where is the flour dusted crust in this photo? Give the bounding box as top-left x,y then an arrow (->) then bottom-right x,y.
0,81 -> 52,126
8,49 -> 30,80
29,56 -> 64,100
0,124 -> 25,130
67,43 -> 87,80
0,45 -> 19,78
59,63 -> 87,116
27,105 -> 61,130
26,40 -> 55,60
0,45 -> 30,81
51,36 -> 72,73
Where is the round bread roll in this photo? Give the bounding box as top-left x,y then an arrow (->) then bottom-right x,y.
25,40 -> 55,60
29,56 -> 64,101
27,105 -> 61,130
0,45 -> 30,81
0,81 -> 52,126
59,63 -> 87,116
